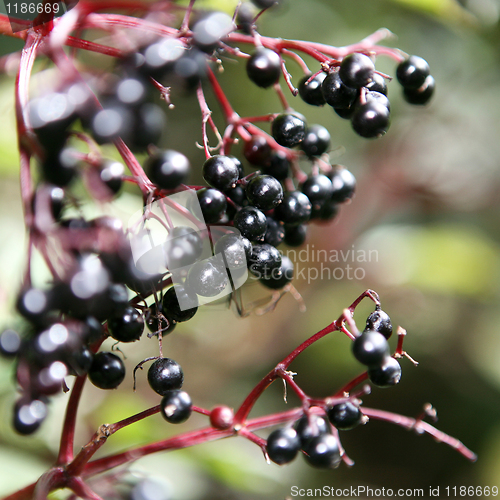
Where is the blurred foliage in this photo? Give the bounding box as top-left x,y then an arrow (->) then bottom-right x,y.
2,0 -> 500,498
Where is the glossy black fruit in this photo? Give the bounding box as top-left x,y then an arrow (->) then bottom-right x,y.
186,259 -> 228,297
329,167 -> 356,203
248,243 -> 282,279
146,301 -> 176,335
262,150 -> 290,180
89,352 -> 126,389
160,390 -> 192,423
303,433 -> 341,469
339,53 -> 375,89
108,306 -> 144,343
294,414 -> 330,448
365,309 -> 393,339
243,135 -> 272,166
147,357 -> 184,395
162,285 -> 198,322
300,124 -> 330,157
13,398 -> 48,435
233,206 -> 267,241
298,72 -> 327,106
284,224 -> 307,246
145,150 -> 190,190
327,402 -> 362,430
263,217 -> 285,247
368,357 -> 402,387
260,254 -> 293,289
274,191 -> 311,225
214,234 -> 248,270
322,71 -> 358,109
202,155 -> 240,191
352,330 -> 390,367
246,48 -> 281,88
403,75 -> 435,105
300,175 -> 333,211
266,427 -> 301,465
196,188 -> 227,224
271,113 -> 307,148
396,55 -> 430,90
245,174 -> 283,210
351,101 -> 390,139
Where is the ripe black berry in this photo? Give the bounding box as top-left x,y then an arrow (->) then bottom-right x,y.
260,254 -> 293,289
365,72 -> 388,95
148,357 -> 184,395
266,427 -> 301,465
271,113 -> 306,148
352,330 -> 390,367
243,135 -> 272,167
339,53 -> 375,89
329,167 -> 356,203
144,150 -> 190,190
365,309 -> 393,339
160,390 -> 192,424
13,398 -> 48,435
262,150 -> 290,180
274,191 -> 311,225
284,224 -> 307,247
146,301 -> 176,336
233,206 -> 267,241
300,124 -> 331,157
91,106 -> 133,144
327,402 -> 362,430
108,306 -> 144,343
196,188 -> 227,224
40,147 -> 80,187
186,259 -> 228,297
298,72 -> 327,106
214,234 -> 248,270
246,48 -> 281,88
368,357 -> 402,387
245,174 -> 283,210
363,90 -> 391,111
321,71 -> 358,109
162,285 -> 198,322
303,433 -> 341,469
351,101 -> 390,139
396,55 -> 430,90
89,352 -> 126,390
264,216 -> 285,247
99,160 -> 124,195
403,75 -> 435,105
300,175 -> 333,211
294,414 -> 330,448
248,243 -> 282,279
202,155 -> 240,191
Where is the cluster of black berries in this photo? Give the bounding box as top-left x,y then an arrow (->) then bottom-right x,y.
265,308 -> 396,469
297,52 -> 434,139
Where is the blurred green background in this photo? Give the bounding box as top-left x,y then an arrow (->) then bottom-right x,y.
1,0 -> 500,498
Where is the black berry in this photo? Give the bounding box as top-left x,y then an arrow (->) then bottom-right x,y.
274,191 -> 312,225
329,167 -> 356,203
160,390 -> 192,423
260,254 -> 293,289
284,224 -> 307,246
300,124 -> 330,157
147,357 -> 184,395
108,306 -> 144,343
266,427 -> 301,465
246,48 -> 281,88
303,433 -> 341,469
298,72 -> 327,106
396,55 -> 430,90
196,188 -> 227,224
162,285 -> 198,322
294,414 -> 330,448
245,174 -> 283,210
368,357 -> 402,387
351,101 -> 390,139
327,402 -> 362,430
186,259 -> 228,297
89,352 -> 126,390
248,243 -> 282,279
271,113 -> 307,148
365,309 -> 393,339
145,150 -> 190,190
403,75 -> 435,105
13,398 -> 48,435
322,71 -> 358,109
202,155 -> 240,191
233,206 -> 267,241
300,175 -> 333,212
339,53 -> 375,89
352,330 -> 390,367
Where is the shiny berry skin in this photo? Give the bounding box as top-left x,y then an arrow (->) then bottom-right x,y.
162,285 -> 198,322
233,206 -> 267,241
327,402 -> 362,430
351,101 -> 390,139
130,103 -> 166,152
329,167 -> 356,203
266,427 -> 301,465
298,72 -> 327,106
263,150 -> 290,180
160,390 -> 192,424
300,124 -> 331,157
245,174 -> 283,210
274,191 -> 312,225
284,224 -> 307,247
246,48 -> 281,88
108,306 -> 144,343
186,259 -> 228,297
339,53 -> 375,89
91,106 -> 133,144
168,225 -> 204,262
294,414 -> 330,448
260,254 -> 293,289
209,405 -> 234,430
403,75 -> 435,105
363,90 -> 391,111
202,155 -> 240,191
368,357 -> 402,387
322,71 -> 358,109
248,243 -> 282,279
365,309 -> 393,339
145,150 -> 190,190
89,352 -> 126,390
271,113 -> 307,148
148,357 -> 184,395
352,330 -> 390,367
214,234 -> 248,270
396,55 -> 430,90
366,72 -> 388,95
196,188 -> 227,224
316,199 -> 339,221
301,175 -> 333,211
0,329 -> 21,358
99,160 -> 124,195
243,135 -> 272,167
303,433 -> 341,469
40,147 -> 80,187
264,216 -> 285,247
13,398 -> 48,435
